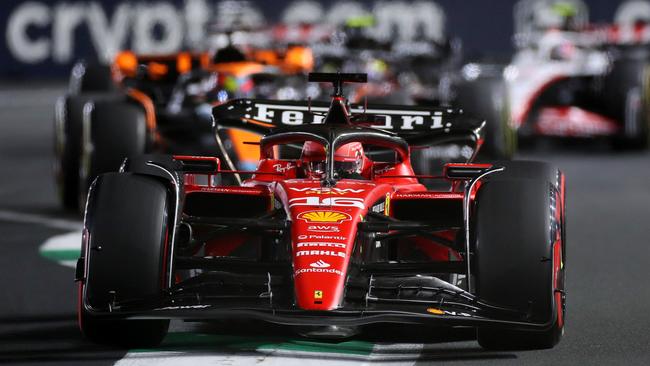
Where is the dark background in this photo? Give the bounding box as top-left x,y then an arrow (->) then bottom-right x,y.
0,0 -> 631,80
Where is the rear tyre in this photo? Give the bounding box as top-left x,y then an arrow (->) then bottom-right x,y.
455,77 -> 516,160
79,173 -> 170,347
473,164 -> 565,350
79,100 -> 147,207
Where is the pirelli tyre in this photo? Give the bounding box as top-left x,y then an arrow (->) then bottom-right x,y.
473,162 -> 566,350
455,77 -> 516,160
69,62 -> 116,95
79,173 -> 170,347
54,95 -> 88,209
56,62 -> 117,210
54,93 -> 118,209
79,99 -> 147,206
605,58 -> 650,150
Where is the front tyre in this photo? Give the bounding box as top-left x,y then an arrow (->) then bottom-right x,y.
79,99 -> 147,207
79,173 -> 170,347
455,77 -> 516,160
612,85 -> 650,149
54,96 -> 86,209
473,164 -> 565,350
606,58 -> 650,150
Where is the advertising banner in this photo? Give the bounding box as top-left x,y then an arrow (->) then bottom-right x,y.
0,0 -> 625,79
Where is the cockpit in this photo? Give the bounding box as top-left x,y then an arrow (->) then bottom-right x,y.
254,125 -> 415,183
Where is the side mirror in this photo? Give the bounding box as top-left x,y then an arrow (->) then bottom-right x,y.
443,163 -> 494,180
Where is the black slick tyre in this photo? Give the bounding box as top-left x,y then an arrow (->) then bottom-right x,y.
473,164 -> 565,350
54,93 -> 117,210
54,96 -> 86,209
455,77 -> 516,160
79,173 -> 170,347
79,99 -> 147,205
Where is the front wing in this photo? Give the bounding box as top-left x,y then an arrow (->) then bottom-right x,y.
81,272 -> 558,332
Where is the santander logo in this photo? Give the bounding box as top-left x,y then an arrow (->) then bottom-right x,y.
310,260 -> 331,268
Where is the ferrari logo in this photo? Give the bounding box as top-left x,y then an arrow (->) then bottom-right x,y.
314,290 -> 323,299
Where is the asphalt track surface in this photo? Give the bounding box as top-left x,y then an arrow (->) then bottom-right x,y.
1,84 -> 650,365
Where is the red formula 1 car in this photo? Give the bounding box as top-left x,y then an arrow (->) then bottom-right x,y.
76,73 -> 566,350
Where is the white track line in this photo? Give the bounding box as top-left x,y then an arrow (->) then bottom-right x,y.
114,354 -> 378,366
39,231 -> 81,268
0,210 -> 82,231
113,344 -> 422,366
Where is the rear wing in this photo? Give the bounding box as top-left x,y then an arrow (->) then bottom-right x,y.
212,99 -> 485,147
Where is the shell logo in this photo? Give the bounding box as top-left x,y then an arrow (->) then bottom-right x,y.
297,210 -> 351,223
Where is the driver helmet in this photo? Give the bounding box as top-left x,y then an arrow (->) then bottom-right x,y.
301,141 -> 365,179
533,0 -> 583,31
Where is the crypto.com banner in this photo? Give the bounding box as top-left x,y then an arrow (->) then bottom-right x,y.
0,0 -> 449,79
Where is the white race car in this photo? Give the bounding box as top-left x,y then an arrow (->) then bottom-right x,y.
507,0 -> 650,148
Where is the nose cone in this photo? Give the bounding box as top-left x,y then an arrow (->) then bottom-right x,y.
282,181 -> 377,310
293,252 -> 347,309
291,210 -> 358,310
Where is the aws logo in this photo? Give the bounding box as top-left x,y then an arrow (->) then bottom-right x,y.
297,210 -> 351,223
307,225 -> 340,232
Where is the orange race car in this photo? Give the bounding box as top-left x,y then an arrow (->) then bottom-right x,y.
54,43 -> 314,210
